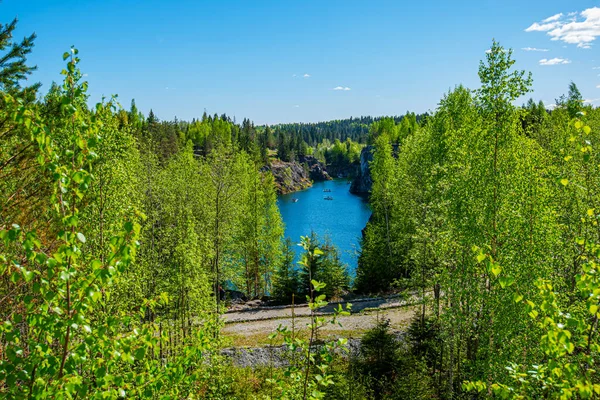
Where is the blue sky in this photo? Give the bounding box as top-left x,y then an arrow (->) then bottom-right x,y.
3,0 -> 600,124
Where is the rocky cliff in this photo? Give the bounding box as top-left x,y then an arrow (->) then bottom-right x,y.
350,146 -> 373,194
326,162 -> 360,179
263,156 -> 332,195
299,155 -> 332,182
264,160 -> 312,194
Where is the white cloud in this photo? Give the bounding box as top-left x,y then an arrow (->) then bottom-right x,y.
584,98 -> 600,104
525,21 -> 561,32
333,86 -> 351,91
543,13 -> 563,23
293,105 -> 300,108
597,84 -> 600,88
82,73 -> 89,77
593,66 -> 600,69
522,47 -> 549,51
525,7 -> 600,48
303,73 -> 311,78
292,74 -> 297,77
539,57 -> 571,65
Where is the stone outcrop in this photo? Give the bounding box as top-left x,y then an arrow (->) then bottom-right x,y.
350,146 -> 373,194
326,162 -> 360,179
299,155 -> 331,182
263,160 -> 312,194
263,156 -> 332,194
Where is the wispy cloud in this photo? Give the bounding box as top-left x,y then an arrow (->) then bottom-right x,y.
292,74 -> 297,77
525,21 -> 561,32
522,47 -> 549,52
525,7 -> 600,49
597,84 -> 600,88
333,86 -> 351,91
539,57 -> 571,65
584,98 -> 600,104
593,67 -> 600,69
293,105 -> 300,108
543,13 -> 563,23
303,73 -> 311,78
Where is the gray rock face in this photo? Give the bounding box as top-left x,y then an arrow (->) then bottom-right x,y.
263,156 -> 331,194
300,155 -> 332,182
221,333 -> 407,368
350,146 -> 373,194
264,160 -> 312,194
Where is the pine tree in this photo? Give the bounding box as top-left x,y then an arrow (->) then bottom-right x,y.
0,17 -> 39,100
272,238 -> 300,303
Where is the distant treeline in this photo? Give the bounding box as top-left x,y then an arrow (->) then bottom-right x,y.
265,114 -> 430,146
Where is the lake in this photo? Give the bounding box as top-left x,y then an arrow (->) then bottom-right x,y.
277,179 -> 371,275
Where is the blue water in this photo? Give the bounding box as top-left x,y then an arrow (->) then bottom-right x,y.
277,179 -> 371,275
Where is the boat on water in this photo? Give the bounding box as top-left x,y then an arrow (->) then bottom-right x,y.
323,189 -> 331,192
324,196 -> 333,200
292,198 -> 299,203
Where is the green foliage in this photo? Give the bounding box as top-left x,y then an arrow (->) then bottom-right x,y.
356,40 -> 600,398
268,236 -> 352,400
0,47 -> 288,399
358,318 -> 399,384
297,233 -> 350,301
465,119 -> 600,399
0,48 -> 146,399
272,238 -> 301,304
313,138 -> 363,169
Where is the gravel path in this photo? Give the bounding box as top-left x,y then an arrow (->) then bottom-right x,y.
222,295 -> 422,347
223,293 -> 421,324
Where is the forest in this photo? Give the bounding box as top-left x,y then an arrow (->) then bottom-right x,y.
2,11 -> 600,400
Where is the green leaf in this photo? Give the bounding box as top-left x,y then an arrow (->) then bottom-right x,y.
76,232 -> 86,243
21,268 -> 34,283
490,263 -> 502,277
124,221 -> 134,233
498,276 -> 514,288
590,304 -> 599,315
513,293 -> 523,303
560,179 -> 569,186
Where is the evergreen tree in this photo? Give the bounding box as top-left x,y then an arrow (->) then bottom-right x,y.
0,16 -> 39,100
271,238 -> 300,303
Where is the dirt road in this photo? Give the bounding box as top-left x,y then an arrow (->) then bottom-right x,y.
222,295 -> 421,347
